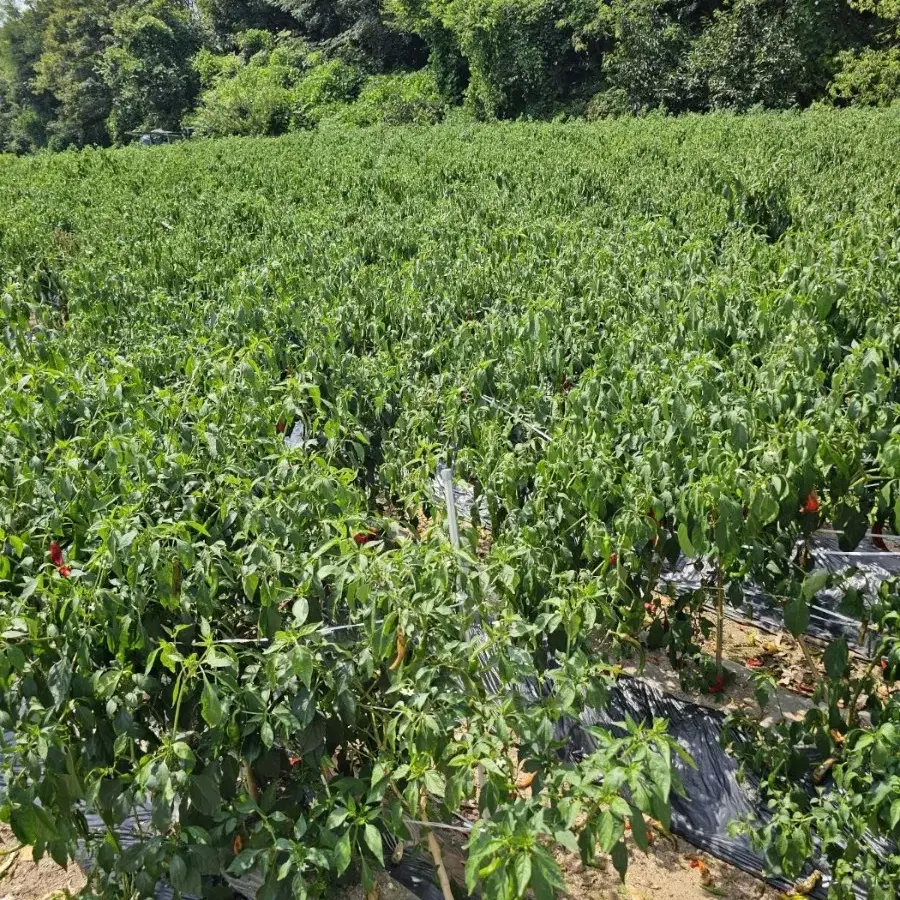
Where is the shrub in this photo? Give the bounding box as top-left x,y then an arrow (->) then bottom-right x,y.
343,70 -> 446,125
192,48 -> 244,91
292,58 -> 363,126
190,65 -> 296,136
829,48 -> 900,106
585,87 -> 634,119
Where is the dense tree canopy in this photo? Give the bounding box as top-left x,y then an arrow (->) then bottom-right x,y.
0,0 -> 897,150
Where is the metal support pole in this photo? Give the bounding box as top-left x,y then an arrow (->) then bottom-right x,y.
441,466 -> 461,551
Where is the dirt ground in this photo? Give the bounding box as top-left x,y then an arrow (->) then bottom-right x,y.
0,825 -> 86,900
0,810 -> 781,900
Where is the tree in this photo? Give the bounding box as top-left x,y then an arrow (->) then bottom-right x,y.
194,0 -> 295,45
597,0 -> 691,113
101,0 -> 201,142
32,0 -> 127,148
388,0 -> 576,118
264,0 -> 426,72
685,0 -> 871,110
0,0 -> 56,152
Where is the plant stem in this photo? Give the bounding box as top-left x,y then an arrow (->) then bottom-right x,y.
715,566 -> 724,683
796,635 -> 820,688
847,656 -> 880,728
419,793 -> 455,900
242,761 -> 259,802
171,671 -> 184,740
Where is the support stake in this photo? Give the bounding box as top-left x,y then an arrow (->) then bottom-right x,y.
716,567 -> 725,684
420,793 -> 456,900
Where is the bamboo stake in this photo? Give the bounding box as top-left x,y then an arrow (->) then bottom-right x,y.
242,761 -> 259,803
715,567 -> 725,683
796,635 -> 821,688
420,793 -> 455,900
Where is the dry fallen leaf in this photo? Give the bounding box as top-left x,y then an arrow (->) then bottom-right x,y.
793,870 -> 822,895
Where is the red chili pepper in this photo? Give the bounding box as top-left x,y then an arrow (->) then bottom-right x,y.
353,531 -> 376,546
609,552 -> 618,566
288,754 -> 301,767
746,657 -> 763,668
708,674 -> 726,694
58,565 -> 71,578
276,421 -> 286,434
803,489 -> 820,514
49,542 -> 64,568
644,602 -> 656,613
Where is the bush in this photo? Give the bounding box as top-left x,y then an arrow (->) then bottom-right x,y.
190,65 -> 295,136
829,48 -> 900,106
342,70 -> 446,125
192,48 -> 244,91
685,0 -> 866,110
585,87 -> 635,119
190,33 -> 311,137
292,58 -> 363,126
599,0 -> 690,114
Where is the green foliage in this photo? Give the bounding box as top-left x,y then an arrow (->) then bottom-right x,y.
388,0 -> 571,118
31,0 -> 127,148
598,0 -> 691,113
294,56 -> 362,106
0,0 -> 892,149
730,585 -> 900,898
193,46 -> 245,90
190,61 -> 298,135
0,110 -> 899,898
339,69 -> 445,124
264,0 -> 427,71
190,32 -> 310,136
829,47 -> 900,106
101,0 -> 200,142
686,0 -> 865,110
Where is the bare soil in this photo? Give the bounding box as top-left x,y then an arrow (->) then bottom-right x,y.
0,825 -> 85,900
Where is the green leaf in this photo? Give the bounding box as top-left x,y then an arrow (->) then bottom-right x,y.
261,720 -> 274,748
363,824 -> 383,866
677,522 -> 695,556
529,848 -> 565,900
514,852 -> 532,895
189,773 -> 221,816
201,680 -> 223,728
630,808 -> 649,851
596,809 -> 622,853
423,769 -> 446,798
47,659 -> 71,709
292,597 -> 309,625
802,570 -> 829,599
293,647 -> 313,688
243,573 -> 259,602
334,831 -> 352,876
553,830 -> 580,854
229,849 -> 259,875
784,598 -> 810,638
611,839 -> 628,880
890,799 -> 900,831
169,854 -> 187,891
823,638 -> 848,680
172,741 -> 195,766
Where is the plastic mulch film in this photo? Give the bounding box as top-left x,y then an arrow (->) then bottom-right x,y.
566,677 -> 834,898
661,531 -> 900,657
